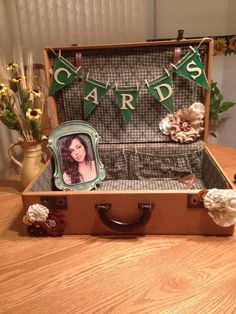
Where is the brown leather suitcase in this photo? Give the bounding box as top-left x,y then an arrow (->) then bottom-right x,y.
22,39 -> 235,235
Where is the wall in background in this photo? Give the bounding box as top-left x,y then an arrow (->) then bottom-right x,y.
155,0 -> 228,39
218,0 -> 236,147
0,0 -> 155,63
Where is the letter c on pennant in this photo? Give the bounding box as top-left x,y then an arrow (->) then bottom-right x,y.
54,68 -> 72,85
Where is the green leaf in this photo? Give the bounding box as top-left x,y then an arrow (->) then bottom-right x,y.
211,81 -> 217,89
9,80 -> 18,93
219,102 -> 236,113
30,120 -> 42,141
214,86 -> 223,101
0,113 -> 19,130
214,99 -> 221,111
20,89 -> 30,103
209,110 -> 218,119
22,100 -> 33,115
210,80 -> 235,120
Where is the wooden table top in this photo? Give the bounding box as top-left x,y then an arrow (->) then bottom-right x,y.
0,144 -> 236,314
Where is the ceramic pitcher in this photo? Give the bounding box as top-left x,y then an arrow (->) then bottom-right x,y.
8,140 -> 44,188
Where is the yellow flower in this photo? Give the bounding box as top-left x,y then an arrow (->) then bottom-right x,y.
0,83 -> 8,97
26,108 -> 42,120
213,38 -> 227,56
5,63 -> 19,71
30,89 -> 43,98
10,76 -> 25,83
229,36 -> 236,51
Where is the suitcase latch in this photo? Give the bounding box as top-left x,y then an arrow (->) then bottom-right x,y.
187,194 -> 205,208
40,196 -> 68,210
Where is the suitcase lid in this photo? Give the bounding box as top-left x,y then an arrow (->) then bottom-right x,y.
44,39 -> 212,144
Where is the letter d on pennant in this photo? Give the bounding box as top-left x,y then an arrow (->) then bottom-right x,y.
154,83 -> 173,103
145,71 -> 174,112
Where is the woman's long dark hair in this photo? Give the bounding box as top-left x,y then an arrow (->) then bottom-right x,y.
60,135 -> 91,184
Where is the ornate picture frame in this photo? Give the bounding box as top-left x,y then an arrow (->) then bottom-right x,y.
48,120 -> 106,191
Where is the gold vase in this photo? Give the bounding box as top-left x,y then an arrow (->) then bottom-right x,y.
8,140 -> 44,188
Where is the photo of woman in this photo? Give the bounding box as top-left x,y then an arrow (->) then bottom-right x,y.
60,134 -> 97,185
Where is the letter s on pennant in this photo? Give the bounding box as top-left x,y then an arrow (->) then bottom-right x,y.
186,60 -> 202,80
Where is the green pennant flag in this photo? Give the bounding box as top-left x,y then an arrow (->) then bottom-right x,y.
172,46 -> 210,91
113,86 -> 139,123
83,77 -> 111,118
145,70 -> 174,112
48,56 -> 81,96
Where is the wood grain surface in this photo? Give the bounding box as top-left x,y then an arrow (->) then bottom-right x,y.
0,144 -> 236,314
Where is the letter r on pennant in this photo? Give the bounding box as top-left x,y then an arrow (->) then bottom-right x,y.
120,94 -> 135,110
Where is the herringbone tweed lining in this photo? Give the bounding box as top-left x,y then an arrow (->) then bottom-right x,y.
29,146 -> 230,191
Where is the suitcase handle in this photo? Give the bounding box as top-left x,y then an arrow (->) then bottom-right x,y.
96,203 -> 154,232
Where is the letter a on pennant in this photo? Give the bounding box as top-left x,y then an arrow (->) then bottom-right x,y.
48,56 -> 81,96
113,86 -> 139,123
145,70 -> 174,113
172,46 -> 210,91
83,78 -> 111,118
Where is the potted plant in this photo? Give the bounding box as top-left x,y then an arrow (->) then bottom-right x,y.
209,81 -> 235,137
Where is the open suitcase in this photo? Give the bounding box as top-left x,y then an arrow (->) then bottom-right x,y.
22,39 -> 235,236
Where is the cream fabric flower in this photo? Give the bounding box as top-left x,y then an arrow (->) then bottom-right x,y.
204,189 -> 236,227
189,102 -> 205,118
168,108 -> 204,143
26,204 -> 49,223
159,116 -> 171,135
159,103 -> 205,143
23,215 -> 33,226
